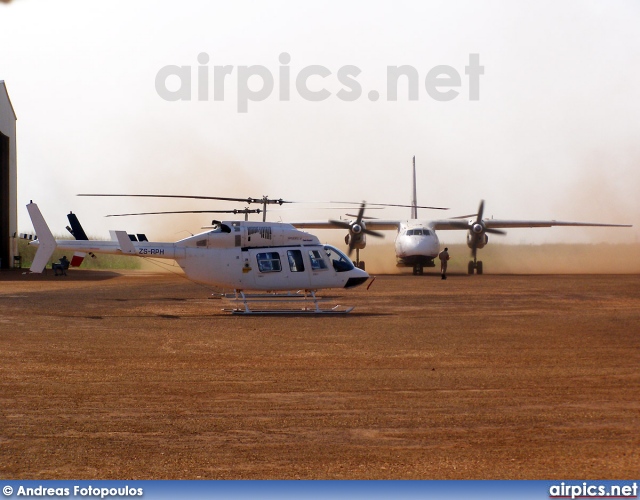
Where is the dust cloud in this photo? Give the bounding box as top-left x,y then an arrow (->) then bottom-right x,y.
104,129 -> 267,242
359,243 -> 640,275
552,147 -> 640,245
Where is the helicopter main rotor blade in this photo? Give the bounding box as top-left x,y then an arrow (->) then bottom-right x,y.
330,200 -> 449,210
78,194 -> 292,205
106,209 -> 261,217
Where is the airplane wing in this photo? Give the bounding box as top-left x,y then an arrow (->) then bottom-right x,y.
430,219 -> 632,230
292,220 -> 402,231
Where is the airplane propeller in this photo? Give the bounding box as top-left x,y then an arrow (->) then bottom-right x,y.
468,200 -> 506,262
329,202 -> 383,256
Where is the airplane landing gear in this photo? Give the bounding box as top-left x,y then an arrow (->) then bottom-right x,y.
412,264 -> 424,275
468,260 -> 483,275
354,249 -> 365,271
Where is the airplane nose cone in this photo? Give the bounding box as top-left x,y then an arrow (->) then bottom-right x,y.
414,235 -> 440,257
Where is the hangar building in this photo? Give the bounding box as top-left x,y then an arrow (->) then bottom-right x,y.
0,81 -> 17,269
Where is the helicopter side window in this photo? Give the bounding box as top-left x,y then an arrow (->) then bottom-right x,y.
256,252 -> 282,273
324,245 -> 355,272
287,250 -> 305,272
308,250 -> 328,270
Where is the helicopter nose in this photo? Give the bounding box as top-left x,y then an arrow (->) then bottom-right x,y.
345,276 -> 368,288
344,267 -> 369,288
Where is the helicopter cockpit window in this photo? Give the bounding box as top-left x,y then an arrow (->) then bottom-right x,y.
256,252 -> 282,273
220,224 -> 231,233
308,249 -> 328,270
324,245 -> 355,272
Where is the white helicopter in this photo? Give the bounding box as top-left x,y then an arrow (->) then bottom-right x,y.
26,202 -> 369,314
294,157 -> 633,275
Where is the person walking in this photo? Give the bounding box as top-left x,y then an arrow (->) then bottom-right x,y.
438,247 -> 450,280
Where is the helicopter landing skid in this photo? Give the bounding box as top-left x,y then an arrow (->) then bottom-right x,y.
221,290 -> 355,315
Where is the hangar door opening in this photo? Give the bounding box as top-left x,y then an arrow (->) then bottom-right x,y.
0,132 -> 9,269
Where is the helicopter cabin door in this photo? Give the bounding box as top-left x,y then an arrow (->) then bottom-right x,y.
249,247 -> 311,290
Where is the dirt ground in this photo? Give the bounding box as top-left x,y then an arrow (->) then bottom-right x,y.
0,269 -> 638,479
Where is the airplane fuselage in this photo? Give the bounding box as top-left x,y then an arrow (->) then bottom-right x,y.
394,222 -> 441,267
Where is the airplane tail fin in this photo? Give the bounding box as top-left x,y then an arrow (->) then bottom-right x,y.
410,156 -> 418,220
27,202 -> 57,273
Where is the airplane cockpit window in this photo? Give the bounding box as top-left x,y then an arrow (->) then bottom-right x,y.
407,229 -> 431,236
308,249 -> 328,270
324,245 -> 355,272
256,252 -> 282,273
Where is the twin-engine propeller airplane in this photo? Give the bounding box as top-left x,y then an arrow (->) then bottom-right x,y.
26,202 -> 369,314
293,157 -> 633,275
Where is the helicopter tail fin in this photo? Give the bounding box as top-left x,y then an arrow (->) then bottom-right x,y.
27,202 -> 58,273
66,212 -> 90,267
67,212 -> 89,240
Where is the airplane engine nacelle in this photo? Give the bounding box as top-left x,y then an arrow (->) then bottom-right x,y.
467,232 -> 488,249
346,232 -> 366,250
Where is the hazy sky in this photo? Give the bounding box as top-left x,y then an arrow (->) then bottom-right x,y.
1,0 -> 639,245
